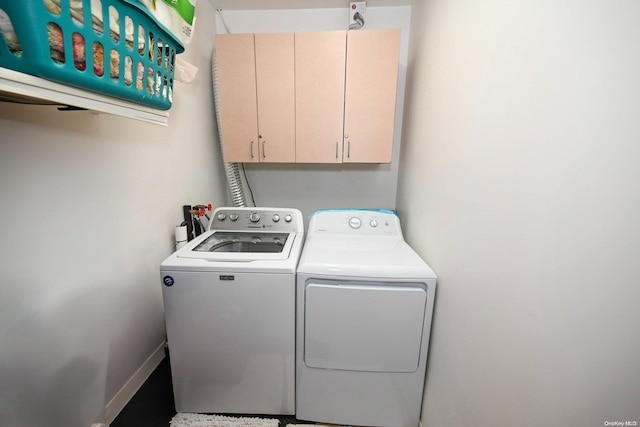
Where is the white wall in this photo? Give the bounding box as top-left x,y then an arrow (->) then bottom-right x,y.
213,6 -> 411,219
0,2 -> 227,426
398,0 -> 640,426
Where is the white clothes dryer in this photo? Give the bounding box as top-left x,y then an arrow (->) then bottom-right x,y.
160,207 -> 304,415
296,209 -> 437,427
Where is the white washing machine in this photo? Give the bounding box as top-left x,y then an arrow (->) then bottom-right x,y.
296,209 -> 437,427
160,207 -> 304,415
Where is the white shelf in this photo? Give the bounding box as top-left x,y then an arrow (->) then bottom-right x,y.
0,67 -> 169,126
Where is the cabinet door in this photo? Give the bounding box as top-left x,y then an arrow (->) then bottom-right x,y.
216,34 -> 259,163
295,31 -> 347,163
344,29 -> 401,163
255,33 -> 296,163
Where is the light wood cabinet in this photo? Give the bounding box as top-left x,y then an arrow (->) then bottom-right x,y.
217,29 -> 400,164
255,33 -> 296,163
216,33 -> 295,163
216,34 -> 259,163
295,29 -> 401,164
343,29 -> 401,163
295,31 -> 347,163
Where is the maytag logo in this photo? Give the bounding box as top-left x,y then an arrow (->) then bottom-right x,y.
220,275 -> 235,281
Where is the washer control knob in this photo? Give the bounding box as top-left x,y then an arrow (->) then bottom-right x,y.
284,214 -> 293,223
216,213 -> 227,221
229,214 -> 239,221
370,219 -> 379,228
349,217 -> 362,229
272,214 -> 280,222
249,212 -> 261,223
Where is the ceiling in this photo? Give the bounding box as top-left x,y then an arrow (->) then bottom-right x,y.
208,0 -> 414,10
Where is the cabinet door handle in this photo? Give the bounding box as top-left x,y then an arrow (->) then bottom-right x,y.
250,141 -> 254,159
335,141 -> 339,159
347,140 -> 351,158
262,140 -> 266,158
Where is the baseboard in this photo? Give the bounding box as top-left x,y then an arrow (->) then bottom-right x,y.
104,341 -> 167,424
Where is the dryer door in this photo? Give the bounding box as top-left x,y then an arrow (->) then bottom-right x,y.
304,281 -> 427,373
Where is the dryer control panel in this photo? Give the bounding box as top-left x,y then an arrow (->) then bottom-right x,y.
308,209 -> 401,236
208,207 -> 303,232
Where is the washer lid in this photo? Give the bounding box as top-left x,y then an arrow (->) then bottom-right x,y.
192,231 -> 290,254
160,232 -> 303,273
173,230 -> 300,262
297,235 -> 436,279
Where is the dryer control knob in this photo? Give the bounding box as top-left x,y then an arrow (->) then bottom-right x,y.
349,217 -> 362,229
272,214 -> 280,222
249,212 -> 261,223
229,214 -> 239,221
370,219 -> 379,228
284,214 -> 293,223
216,213 -> 227,221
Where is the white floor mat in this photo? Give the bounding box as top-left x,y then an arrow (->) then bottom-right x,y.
285,425 -> 341,427
170,413 -> 279,427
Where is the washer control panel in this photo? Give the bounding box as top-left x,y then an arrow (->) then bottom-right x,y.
209,207 -> 302,232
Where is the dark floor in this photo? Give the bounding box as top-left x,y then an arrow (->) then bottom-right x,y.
110,348 -> 309,427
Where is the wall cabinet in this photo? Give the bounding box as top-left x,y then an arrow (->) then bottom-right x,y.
216,33 -> 295,163
296,29 -> 401,163
255,33 -> 296,162
295,31 -> 347,163
216,29 -> 400,164
215,34 -> 259,162
343,29 -> 401,163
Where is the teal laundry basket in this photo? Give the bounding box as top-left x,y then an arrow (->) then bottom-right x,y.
0,0 -> 185,110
